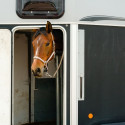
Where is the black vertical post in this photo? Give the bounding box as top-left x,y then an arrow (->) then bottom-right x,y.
26,33 -> 32,123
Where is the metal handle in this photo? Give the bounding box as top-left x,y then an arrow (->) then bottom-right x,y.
78,75 -> 84,101
80,76 -> 83,99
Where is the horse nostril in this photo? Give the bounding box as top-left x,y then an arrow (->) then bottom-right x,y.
36,68 -> 41,73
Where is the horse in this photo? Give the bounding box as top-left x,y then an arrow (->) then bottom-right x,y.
24,22 -> 62,125
31,21 -> 63,77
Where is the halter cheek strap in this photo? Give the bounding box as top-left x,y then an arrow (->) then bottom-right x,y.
33,32 -> 55,71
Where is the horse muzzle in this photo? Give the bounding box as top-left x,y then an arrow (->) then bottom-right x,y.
31,67 -> 44,78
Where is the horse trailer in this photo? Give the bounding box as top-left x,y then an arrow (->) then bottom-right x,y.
1,0 -> 125,125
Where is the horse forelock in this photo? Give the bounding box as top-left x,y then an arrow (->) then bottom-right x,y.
32,27 -> 50,40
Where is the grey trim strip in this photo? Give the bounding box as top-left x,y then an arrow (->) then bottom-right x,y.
80,15 -> 125,21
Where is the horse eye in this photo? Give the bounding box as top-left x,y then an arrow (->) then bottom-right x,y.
46,42 -> 50,46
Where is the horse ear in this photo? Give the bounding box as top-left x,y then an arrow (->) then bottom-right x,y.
46,21 -> 52,33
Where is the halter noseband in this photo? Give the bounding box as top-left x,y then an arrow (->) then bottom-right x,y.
33,32 -> 55,72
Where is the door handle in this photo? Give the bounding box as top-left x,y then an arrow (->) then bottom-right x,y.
78,75 -> 84,101
80,76 -> 83,99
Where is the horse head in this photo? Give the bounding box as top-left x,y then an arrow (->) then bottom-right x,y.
31,21 -> 55,77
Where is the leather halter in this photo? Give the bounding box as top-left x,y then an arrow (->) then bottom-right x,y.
33,32 -> 55,72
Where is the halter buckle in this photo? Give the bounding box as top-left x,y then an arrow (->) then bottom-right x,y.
44,64 -> 48,72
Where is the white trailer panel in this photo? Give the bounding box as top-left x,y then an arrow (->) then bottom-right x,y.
0,29 -> 11,125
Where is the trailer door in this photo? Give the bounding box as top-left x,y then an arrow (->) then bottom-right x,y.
0,29 -> 11,125
78,24 -> 125,125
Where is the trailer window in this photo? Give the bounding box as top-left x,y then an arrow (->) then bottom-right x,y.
16,0 -> 64,19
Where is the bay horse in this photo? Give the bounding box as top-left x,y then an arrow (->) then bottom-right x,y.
31,21 -> 63,78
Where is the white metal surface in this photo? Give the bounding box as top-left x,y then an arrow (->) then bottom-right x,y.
0,29 -> 11,125
0,0 -> 125,24
78,30 -> 85,101
70,24 -> 78,125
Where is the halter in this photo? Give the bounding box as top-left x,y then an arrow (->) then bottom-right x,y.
33,32 -> 55,72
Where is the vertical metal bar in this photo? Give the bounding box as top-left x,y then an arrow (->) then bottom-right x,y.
56,55 -> 60,125
27,33 -> 31,123
60,58 -> 63,125
70,24 -> 78,125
